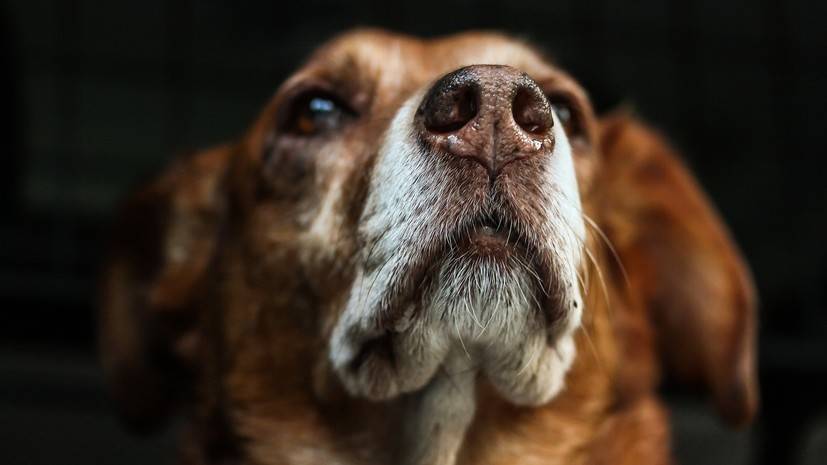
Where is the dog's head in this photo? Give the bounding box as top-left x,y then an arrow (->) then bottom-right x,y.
100,29 -> 757,464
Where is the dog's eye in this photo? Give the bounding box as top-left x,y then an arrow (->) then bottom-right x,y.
551,101 -> 573,126
283,90 -> 354,136
547,94 -> 583,139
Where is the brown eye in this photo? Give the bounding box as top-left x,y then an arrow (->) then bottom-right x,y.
547,94 -> 583,139
283,90 -> 354,136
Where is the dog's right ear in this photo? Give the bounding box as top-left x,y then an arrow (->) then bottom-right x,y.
98,145 -> 232,433
595,114 -> 758,427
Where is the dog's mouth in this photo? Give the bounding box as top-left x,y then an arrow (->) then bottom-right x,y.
455,215 -> 527,259
333,195 -> 583,407
372,210 -> 550,330
336,205 -> 577,404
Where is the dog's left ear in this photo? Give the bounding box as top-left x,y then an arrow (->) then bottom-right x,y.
596,113 -> 758,427
98,145 -> 232,432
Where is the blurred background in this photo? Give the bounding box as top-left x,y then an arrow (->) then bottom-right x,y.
2,1 -> 826,464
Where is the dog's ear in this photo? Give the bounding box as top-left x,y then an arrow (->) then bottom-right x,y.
98,145 -> 232,433
596,114 -> 758,427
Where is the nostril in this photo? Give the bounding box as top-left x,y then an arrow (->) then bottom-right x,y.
512,87 -> 553,135
422,84 -> 479,134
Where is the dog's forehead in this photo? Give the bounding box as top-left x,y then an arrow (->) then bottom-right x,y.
298,29 -> 561,94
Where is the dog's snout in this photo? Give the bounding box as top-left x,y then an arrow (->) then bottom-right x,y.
417,65 -> 554,176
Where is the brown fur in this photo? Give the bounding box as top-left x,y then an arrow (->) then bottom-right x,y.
99,29 -> 757,464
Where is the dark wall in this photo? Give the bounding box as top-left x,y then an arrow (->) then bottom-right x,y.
2,1 -> 826,464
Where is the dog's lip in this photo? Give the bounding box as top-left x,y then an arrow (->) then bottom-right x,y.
456,215 -> 529,255
475,216 -> 507,238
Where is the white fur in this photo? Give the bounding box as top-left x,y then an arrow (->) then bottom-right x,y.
328,87 -> 586,465
330,89 -> 585,399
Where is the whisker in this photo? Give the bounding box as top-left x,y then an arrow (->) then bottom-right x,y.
363,223 -> 393,266
582,213 -> 631,292
553,201 -> 616,322
554,213 -> 591,299
362,253 -> 395,310
477,284 -> 500,340
465,297 -> 484,330
574,269 -> 588,298
513,253 -> 548,297
455,314 -> 471,360
579,322 -> 610,381
357,224 -> 398,309
583,247 -> 612,319
554,191 -> 630,299
515,339 -> 541,378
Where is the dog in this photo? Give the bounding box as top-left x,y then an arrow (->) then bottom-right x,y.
99,29 -> 758,465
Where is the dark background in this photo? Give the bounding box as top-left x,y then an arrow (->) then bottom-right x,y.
2,1 -> 826,464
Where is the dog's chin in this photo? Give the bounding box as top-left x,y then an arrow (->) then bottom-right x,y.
330,235 -> 579,406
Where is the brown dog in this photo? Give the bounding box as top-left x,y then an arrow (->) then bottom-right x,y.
99,29 -> 757,465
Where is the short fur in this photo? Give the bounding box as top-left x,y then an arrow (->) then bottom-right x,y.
100,29 -> 757,465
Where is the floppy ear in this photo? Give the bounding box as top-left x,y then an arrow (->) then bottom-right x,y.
596,114 -> 758,427
98,145 -> 232,433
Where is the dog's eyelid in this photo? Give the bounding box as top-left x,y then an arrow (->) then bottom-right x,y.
543,90 -> 578,113
544,91 -> 583,133
275,82 -> 359,137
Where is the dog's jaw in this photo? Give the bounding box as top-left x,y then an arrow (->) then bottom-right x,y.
329,90 -> 585,464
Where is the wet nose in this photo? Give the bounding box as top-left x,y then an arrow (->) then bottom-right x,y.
416,65 -> 554,176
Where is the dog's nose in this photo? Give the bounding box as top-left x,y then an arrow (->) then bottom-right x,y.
417,65 -> 554,176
